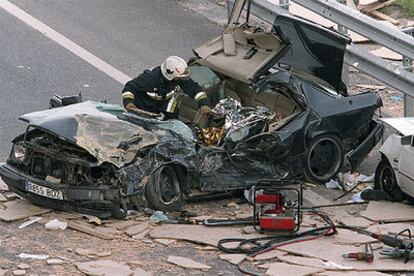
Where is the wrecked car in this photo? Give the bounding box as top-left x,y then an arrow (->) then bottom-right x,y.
374,118 -> 414,201
0,0 -> 383,218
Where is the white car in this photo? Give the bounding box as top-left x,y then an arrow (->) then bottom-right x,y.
375,118 -> 414,201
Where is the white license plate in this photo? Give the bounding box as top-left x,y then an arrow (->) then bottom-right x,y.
25,181 -> 63,200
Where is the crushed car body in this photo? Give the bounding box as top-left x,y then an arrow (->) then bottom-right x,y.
0,0 -> 384,217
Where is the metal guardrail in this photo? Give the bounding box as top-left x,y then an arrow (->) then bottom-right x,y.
292,0 -> 414,60
228,0 -> 414,116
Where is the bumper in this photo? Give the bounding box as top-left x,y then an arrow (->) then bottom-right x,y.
346,120 -> 384,171
0,163 -> 126,218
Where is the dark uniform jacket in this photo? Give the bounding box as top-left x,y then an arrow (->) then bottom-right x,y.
122,66 -> 208,119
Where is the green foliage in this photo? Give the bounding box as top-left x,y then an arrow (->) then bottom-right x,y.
399,0 -> 414,16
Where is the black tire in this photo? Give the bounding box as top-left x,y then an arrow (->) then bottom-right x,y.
374,158 -> 405,201
145,165 -> 184,212
304,134 -> 344,184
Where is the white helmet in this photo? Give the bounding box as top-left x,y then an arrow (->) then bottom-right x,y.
161,56 -> 190,81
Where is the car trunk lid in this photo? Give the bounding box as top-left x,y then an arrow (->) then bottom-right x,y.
193,0 -> 350,91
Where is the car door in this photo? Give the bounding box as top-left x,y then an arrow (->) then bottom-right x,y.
397,136 -> 414,196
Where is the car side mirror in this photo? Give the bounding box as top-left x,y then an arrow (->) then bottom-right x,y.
49,93 -> 82,108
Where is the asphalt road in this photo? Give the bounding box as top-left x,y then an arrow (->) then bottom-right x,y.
0,0 -> 220,159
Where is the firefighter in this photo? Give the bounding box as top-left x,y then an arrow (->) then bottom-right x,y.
121,56 -> 211,120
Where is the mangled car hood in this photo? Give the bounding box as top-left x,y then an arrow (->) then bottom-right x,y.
19,101 -> 162,168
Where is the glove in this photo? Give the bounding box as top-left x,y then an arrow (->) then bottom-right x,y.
200,105 -> 212,115
156,112 -> 165,121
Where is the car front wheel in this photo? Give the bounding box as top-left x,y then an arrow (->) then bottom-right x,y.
304,134 -> 344,184
145,165 -> 184,212
374,158 -> 405,201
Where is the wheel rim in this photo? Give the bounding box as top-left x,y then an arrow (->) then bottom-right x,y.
156,167 -> 180,205
380,166 -> 397,194
308,137 -> 341,180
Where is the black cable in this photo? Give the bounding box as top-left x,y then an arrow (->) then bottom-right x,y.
217,209 -> 336,275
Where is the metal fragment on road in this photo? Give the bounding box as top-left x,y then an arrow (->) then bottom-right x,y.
18,216 -> 42,229
76,260 -> 132,276
167,256 -> 211,270
17,253 -> 49,260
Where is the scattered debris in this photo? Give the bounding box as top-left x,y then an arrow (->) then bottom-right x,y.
219,254 -> 246,265
359,0 -> 397,13
104,219 -> 141,230
17,253 -> 49,260
75,248 -> 112,258
3,192 -> 20,200
132,230 -> 150,240
226,202 -> 239,208
0,200 -> 50,221
370,10 -> 399,25
351,188 -> 371,203
0,179 -> 8,191
68,221 -> 115,240
76,260 -> 131,276
154,239 -> 176,246
125,222 -> 149,237
167,256 -> 211,270
16,264 -> 30,270
323,261 -> 353,270
0,193 -> 7,202
339,217 -> 374,228
276,254 -> 327,269
132,267 -> 151,276
370,47 -> 402,61
12,270 -> 26,276
241,226 -> 256,234
149,211 -> 169,223
85,215 -> 102,226
366,222 -> 414,237
326,179 -> 343,190
266,262 -> 325,276
390,95 -> 403,102
279,238 -> 414,271
316,271 -> 391,276
45,219 -> 67,230
46,258 -> 65,265
18,217 -> 42,229
355,85 -> 386,90
361,201 -> 414,222
253,250 -> 285,261
150,224 -> 261,247
75,248 -> 98,257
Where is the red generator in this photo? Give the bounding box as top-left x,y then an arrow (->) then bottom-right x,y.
253,180 -> 302,233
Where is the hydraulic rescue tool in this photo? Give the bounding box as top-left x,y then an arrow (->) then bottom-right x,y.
252,180 -> 302,233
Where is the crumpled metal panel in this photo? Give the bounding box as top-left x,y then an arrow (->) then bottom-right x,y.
198,98 -> 290,191
19,101 -> 163,168
75,114 -> 160,168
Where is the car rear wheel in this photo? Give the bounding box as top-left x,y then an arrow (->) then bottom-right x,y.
374,158 -> 405,201
145,165 -> 184,212
304,134 -> 344,184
